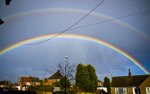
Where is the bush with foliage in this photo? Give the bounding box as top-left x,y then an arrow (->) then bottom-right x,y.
59,77 -> 70,90
28,85 -> 53,92
52,90 -> 75,94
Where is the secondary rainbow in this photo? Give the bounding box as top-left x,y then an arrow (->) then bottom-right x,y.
2,8 -> 150,39
0,34 -> 149,74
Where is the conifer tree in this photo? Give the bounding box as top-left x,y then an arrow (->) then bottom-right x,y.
75,64 -> 89,91
75,64 -> 98,92
104,76 -> 111,94
87,64 -> 98,92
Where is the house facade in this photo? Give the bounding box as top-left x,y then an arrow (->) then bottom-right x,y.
19,76 -> 40,90
111,70 -> 150,94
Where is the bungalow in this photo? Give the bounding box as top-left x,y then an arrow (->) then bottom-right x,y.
111,69 -> 150,94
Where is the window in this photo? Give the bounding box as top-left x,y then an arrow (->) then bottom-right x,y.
146,87 -> 150,94
134,87 -> 141,94
133,87 -> 136,94
115,88 -> 127,94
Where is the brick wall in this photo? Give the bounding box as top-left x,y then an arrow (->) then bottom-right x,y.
111,87 -> 115,94
140,77 -> 150,94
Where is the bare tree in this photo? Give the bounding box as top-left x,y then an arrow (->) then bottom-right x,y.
57,56 -> 76,93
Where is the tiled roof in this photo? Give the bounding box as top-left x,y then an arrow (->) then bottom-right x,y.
111,75 -> 150,87
20,77 -> 32,82
32,77 -> 40,82
20,76 -> 40,82
48,70 -> 63,79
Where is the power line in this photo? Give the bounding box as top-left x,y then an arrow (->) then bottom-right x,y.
24,0 -> 104,45
24,8 -> 150,45
70,9 -> 150,31
1,3 -> 150,46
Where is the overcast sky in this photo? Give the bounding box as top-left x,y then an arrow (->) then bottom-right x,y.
0,0 -> 150,82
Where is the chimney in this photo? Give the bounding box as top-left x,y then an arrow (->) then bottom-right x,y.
128,69 -> 132,78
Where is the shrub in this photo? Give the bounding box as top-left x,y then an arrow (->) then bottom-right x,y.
52,91 -> 66,94
52,90 -> 75,94
28,85 -> 53,92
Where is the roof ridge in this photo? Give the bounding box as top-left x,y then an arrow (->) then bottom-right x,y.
113,75 -> 150,78
112,75 -> 150,87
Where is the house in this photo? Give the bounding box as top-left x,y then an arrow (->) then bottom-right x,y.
111,69 -> 150,94
11,83 -> 21,90
0,80 -> 11,88
19,76 -> 32,91
31,77 -> 41,86
20,76 -> 32,86
19,76 -> 40,90
44,70 -> 63,85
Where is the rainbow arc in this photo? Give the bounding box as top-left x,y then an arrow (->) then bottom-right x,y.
0,34 -> 149,74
